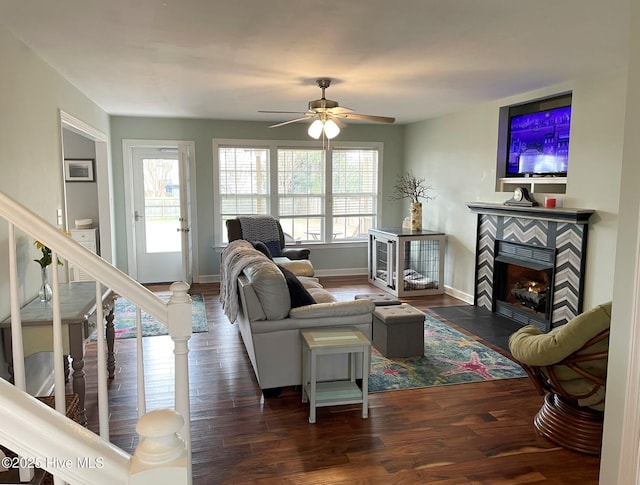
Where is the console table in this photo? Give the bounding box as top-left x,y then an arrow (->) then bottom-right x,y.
1,282 -> 116,425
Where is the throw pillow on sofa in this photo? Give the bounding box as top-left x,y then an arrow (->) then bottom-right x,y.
251,241 -> 273,260
278,265 -> 316,308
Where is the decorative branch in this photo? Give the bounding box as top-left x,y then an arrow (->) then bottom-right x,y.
389,170 -> 435,204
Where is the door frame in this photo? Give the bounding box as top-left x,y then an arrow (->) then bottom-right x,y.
59,110 -> 115,264
122,139 -> 198,283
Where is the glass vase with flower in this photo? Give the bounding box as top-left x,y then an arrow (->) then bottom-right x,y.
33,241 -> 63,302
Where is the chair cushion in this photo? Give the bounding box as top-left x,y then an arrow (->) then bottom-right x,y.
509,302 -> 611,367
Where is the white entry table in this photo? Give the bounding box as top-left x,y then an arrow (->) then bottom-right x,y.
301,327 -> 371,424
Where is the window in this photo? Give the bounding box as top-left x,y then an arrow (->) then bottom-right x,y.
332,148 -> 378,241
213,140 -> 381,244
277,148 -> 325,242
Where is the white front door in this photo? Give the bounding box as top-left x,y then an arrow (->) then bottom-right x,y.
130,145 -> 192,283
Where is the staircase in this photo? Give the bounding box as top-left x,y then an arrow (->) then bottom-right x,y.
0,192 -> 193,484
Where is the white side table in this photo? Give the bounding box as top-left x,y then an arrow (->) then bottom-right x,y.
301,327 -> 371,424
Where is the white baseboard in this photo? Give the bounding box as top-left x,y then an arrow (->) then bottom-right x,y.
312,267 -> 368,277
196,274 -> 219,283
444,285 -> 474,304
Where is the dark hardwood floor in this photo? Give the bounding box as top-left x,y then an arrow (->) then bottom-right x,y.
83,276 -> 600,484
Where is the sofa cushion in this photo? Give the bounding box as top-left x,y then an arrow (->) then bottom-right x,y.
298,277 -> 322,289
307,287 -> 337,304
278,265 -> 315,308
242,260 -> 290,320
275,258 -> 315,277
289,299 -> 375,319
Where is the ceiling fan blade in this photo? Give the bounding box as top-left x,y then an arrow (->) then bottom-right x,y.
269,115 -> 317,128
259,110 -> 308,115
337,113 -> 396,123
328,115 -> 346,129
328,106 -> 354,114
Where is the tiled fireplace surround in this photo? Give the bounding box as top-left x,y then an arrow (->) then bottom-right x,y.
467,203 -> 595,331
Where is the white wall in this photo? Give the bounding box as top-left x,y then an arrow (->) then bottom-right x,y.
0,26 -> 110,387
404,70 -> 626,308
405,67 -> 636,481
600,2 -> 640,481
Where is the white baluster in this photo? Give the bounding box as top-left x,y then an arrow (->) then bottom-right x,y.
136,306 -> 147,418
50,250 -> 67,485
8,224 -> 34,483
95,281 -> 110,439
51,250 -> 65,415
168,281 -> 192,485
8,224 -> 26,391
130,409 -> 188,485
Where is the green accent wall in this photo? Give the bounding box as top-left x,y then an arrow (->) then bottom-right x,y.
109,117 -> 405,278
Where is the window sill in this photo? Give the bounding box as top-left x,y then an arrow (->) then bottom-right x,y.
214,240 -> 367,251
287,240 -> 367,250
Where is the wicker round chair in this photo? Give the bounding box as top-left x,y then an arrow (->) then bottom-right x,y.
508,302 -> 611,455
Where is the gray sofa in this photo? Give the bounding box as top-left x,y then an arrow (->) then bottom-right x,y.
227,242 -> 375,390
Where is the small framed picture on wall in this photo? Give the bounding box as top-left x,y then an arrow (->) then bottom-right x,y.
64,159 -> 95,182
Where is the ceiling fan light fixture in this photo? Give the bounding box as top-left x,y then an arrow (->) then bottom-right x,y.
308,119 -> 323,139
324,119 -> 340,139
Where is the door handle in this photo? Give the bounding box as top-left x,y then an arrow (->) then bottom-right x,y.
135,211 -> 143,221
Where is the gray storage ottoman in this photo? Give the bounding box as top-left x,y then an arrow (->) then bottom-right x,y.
373,304 -> 425,358
354,293 -> 401,306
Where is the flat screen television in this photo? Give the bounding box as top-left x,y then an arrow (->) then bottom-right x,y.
506,104 -> 571,177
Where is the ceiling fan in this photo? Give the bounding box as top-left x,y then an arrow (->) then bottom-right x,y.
259,79 -> 396,139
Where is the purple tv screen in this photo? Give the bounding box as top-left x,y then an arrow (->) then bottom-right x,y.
507,105 -> 571,176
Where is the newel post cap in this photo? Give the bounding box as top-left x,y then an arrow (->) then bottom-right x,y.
135,409 -> 186,464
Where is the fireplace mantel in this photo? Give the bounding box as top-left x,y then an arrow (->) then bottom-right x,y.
468,202 -> 593,329
466,202 -> 595,224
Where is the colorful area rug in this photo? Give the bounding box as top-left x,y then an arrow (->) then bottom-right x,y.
97,293 -> 208,340
369,314 -> 526,392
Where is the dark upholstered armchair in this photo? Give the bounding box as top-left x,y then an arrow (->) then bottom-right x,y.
226,216 -> 311,260
508,302 -> 611,455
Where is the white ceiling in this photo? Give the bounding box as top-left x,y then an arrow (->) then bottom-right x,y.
0,0 -> 631,124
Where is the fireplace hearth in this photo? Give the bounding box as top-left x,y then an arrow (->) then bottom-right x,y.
467,203 -> 594,330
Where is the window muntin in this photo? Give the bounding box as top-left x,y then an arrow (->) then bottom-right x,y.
214,141 -> 381,244
331,149 -> 378,241
218,146 -> 269,241
277,148 -> 325,241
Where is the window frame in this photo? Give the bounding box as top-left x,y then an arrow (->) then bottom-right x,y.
212,138 -> 383,247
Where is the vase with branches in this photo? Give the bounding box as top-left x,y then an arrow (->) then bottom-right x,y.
389,171 -> 434,231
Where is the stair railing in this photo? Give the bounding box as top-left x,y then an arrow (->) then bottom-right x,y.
0,191 -> 192,484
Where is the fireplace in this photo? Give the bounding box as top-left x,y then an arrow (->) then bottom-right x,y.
494,240 -> 555,331
467,203 -> 594,330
